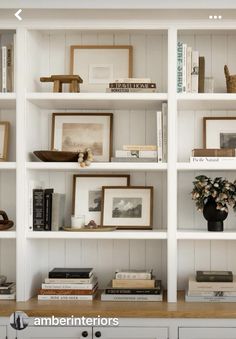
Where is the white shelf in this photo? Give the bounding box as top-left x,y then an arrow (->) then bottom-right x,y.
26,92 -> 167,110
0,162 -> 16,170
178,93 -> 236,110
26,162 -> 167,171
26,229 -> 167,240
177,230 -> 236,240
177,162 -> 236,171
0,230 -> 16,239
0,93 -> 16,109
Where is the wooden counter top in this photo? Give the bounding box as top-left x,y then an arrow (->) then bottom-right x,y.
1,291 -> 236,318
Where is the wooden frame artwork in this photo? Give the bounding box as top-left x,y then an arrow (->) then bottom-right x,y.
203,117 -> 236,148
70,45 -> 133,92
101,186 -> 153,230
51,113 -> 113,162
0,122 -> 10,161
73,174 -> 130,226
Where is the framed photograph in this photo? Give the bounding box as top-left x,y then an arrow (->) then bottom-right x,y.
70,45 -> 133,92
101,186 -> 153,230
0,122 -> 9,161
204,117 -> 236,148
73,175 -> 130,225
52,113 -> 113,162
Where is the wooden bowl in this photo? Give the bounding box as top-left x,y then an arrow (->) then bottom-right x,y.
0,220 -> 14,231
33,150 -> 79,162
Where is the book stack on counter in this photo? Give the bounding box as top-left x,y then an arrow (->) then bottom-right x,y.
0,32 -> 15,92
38,268 -> 98,301
101,269 -> 163,302
185,270 -> 236,302
177,42 -> 205,93
0,275 -> 16,300
191,148 -> 236,163
106,78 -> 157,93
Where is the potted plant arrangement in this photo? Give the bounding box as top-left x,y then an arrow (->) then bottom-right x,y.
191,175 -> 236,232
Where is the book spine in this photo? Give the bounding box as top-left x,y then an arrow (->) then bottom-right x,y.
198,56 -> 205,93
33,189 -> 45,231
38,294 -> 94,301
196,275 -> 233,282
162,102 -> 168,162
0,293 -> 16,300
188,291 -> 236,297
115,272 -> 152,280
156,111 -> 163,162
177,42 -> 183,93
114,78 -> 151,83
189,282 -> 236,292
44,189 -> 54,231
190,157 -> 236,163
185,294 -> 236,302
51,193 -> 65,231
1,46 -> 7,93
109,83 -> 156,88
111,157 -> 157,163
6,45 -> 13,92
115,150 -> 157,158
106,88 -> 156,93
191,50 -> 199,93
38,288 -> 95,295
101,293 -> 162,302
192,149 -> 236,157
182,43 -> 187,93
44,278 -> 93,284
123,145 -> 157,151
48,272 -> 91,279
112,280 -> 155,289
105,289 -> 160,295
186,46 -> 192,93
42,282 -> 96,290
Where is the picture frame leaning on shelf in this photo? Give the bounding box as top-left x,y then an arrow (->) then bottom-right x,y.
0,121 -> 10,161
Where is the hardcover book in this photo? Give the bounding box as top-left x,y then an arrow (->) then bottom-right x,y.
109,82 -> 156,89
188,275 -> 236,292
196,270 -> 233,282
123,145 -> 157,151
177,42 -> 183,93
101,291 -> 163,302
106,88 -> 156,93
38,294 -> 95,301
44,188 -> 54,231
105,280 -> 161,295
115,269 -> 153,280
48,268 -> 94,279
192,148 -> 236,157
33,189 -> 45,231
44,276 -> 94,284
198,56 -> 205,93
112,278 -> 155,289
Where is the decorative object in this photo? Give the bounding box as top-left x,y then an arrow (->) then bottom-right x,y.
191,175 -> 236,231
52,113 -> 113,162
71,215 -> 85,229
0,210 -> 14,230
40,75 -> 83,92
33,150 -> 79,162
0,122 -> 9,161
77,148 -> 93,167
70,45 -> 133,92
73,174 -> 130,225
204,77 -> 214,93
224,65 -> 236,93
101,186 -> 153,230
203,117 -> 236,149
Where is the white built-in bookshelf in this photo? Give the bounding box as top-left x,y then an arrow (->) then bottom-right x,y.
1,15 -> 236,304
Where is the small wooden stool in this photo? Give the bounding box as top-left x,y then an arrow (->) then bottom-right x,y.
40,75 -> 83,93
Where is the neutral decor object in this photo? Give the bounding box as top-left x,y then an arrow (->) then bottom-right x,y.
73,174 -> 130,225
33,150 -> 79,162
191,175 -> 236,232
204,77 -> 214,93
101,186 -> 153,230
0,122 -> 9,161
52,113 -> 113,162
203,117 -> 236,149
71,215 -> 85,229
224,65 -> 236,93
40,75 -> 83,92
70,45 -> 133,92
0,210 -> 14,231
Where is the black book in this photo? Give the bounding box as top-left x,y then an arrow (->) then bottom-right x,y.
105,280 -> 161,295
109,82 -> 156,89
196,270 -> 233,282
33,189 -> 45,231
44,189 -> 54,231
49,268 -> 94,279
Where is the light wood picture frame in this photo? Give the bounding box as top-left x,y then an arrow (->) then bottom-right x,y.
203,117 -> 236,148
101,186 -> 153,230
0,122 -> 10,161
51,113 -> 113,162
70,45 -> 133,92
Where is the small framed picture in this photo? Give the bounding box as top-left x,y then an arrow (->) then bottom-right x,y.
101,186 -> 153,230
204,117 -> 236,148
52,113 -> 113,162
73,175 -> 130,225
70,45 -> 133,92
0,122 -> 9,161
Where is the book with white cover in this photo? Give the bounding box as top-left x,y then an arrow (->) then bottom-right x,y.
177,42 -> 183,93
187,290 -> 236,297
115,269 -> 152,280
190,157 -> 236,163
42,277 -> 97,290
182,43 -> 187,93
156,111 -> 163,162
191,50 -> 199,93
188,275 -> 236,292
44,276 -> 95,284
162,102 -> 168,163
0,292 -> 16,300
1,46 -> 7,92
114,78 -> 151,83
185,292 -> 236,302
38,294 -> 95,301
101,292 -> 163,302
115,150 -> 157,158
51,193 -> 66,231
186,46 -> 192,92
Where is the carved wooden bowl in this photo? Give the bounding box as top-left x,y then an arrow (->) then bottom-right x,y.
33,150 -> 79,162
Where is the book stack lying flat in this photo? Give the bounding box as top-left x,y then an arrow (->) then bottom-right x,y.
113,145 -> 158,163
38,268 -> 98,301
185,271 -> 236,302
0,275 -> 16,300
106,78 -> 157,93
101,269 -> 163,302
191,149 -> 236,163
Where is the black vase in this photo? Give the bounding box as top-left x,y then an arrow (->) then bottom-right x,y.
203,197 -> 228,232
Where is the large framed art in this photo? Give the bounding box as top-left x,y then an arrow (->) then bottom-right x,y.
51,113 -> 113,162
204,117 -> 236,148
73,174 -> 130,225
70,45 -> 133,92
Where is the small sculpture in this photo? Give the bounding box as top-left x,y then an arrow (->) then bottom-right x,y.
0,211 -> 14,231
40,75 -> 83,93
85,220 -> 98,229
78,148 -> 93,168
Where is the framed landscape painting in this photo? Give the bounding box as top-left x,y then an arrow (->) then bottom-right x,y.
204,117 -> 236,148
52,113 -> 113,162
101,186 -> 153,229
73,175 -> 130,225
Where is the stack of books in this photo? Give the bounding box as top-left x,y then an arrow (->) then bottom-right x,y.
0,275 -> 16,300
0,32 -> 15,92
177,42 -> 205,93
185,270 -> 236,302
191,148 -> 236,163
101,269 -> 163,301
106,78 -> 157,93
38,268 -> 98,301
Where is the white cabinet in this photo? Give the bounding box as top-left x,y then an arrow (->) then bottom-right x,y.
17,326 -> 92,339
179,327 -> 236,339
0,326 -> 6,339
93,326 -> 168,339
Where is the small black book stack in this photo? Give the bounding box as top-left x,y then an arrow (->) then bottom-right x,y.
38,268 -> 98,300
0,275 -> 16,300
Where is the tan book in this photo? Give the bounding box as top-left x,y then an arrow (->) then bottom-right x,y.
198,56 -> 205,93
112,278 -> 155,289
38,286 -> 97,295
188,275 -> 236,292
192,148 -> 236,157
123,145 -> 157,151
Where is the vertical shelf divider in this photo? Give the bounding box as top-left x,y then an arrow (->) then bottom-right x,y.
167,27 -> 178,302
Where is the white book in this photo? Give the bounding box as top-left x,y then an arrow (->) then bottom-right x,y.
115,150 -> 157,158
182,43 -> 187,93
42,278 -> 97,290
187,290 -> 236,297
114,78 -> 151,83
51,193 -> 66,231
0,293 -> 16,300
186,46 -> 192,92
185,292 -> 236,303
190,157 -> 236,163
115,269 -> 152,280
101,292 -> 163,302
162,102 -> 168,163
1,46 -> 7,92
44,276 -> 95,284
38,294 -> 95,301
156,111 -> 163,162
191,50 -> 199,93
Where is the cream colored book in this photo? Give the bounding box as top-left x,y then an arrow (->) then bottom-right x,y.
188,275 -> 236,292
123,145 -> 157,151
112,278 -> 155,289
